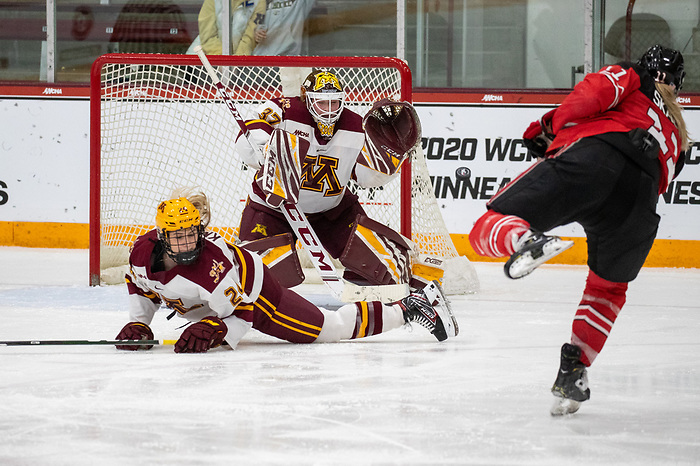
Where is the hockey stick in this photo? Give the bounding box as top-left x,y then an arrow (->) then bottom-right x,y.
194,46 -> 345,300
0,339 -> 176,347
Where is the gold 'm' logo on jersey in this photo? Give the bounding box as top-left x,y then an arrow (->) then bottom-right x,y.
301,155 -> 342,197
313,72 -> 342,92
210,259 -> 226,283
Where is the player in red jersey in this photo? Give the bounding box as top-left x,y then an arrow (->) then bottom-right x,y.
468,44 -> 690,415
115,189 -> 458,353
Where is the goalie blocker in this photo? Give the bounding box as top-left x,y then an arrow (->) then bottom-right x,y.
257,128 -> 307,208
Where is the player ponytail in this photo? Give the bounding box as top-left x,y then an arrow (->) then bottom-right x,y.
169,187 -> 211,229
655,82 -> 690,151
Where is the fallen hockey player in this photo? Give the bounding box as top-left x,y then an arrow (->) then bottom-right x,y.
115,189 -> 458,353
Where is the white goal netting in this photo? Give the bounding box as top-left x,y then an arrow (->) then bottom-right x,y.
90,54 -> 478,294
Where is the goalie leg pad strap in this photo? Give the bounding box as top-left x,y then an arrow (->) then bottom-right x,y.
339,215 -> 412,286
239,233 -> 305,288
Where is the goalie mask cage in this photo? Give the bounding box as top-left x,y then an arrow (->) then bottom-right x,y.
90,53 -> 478,294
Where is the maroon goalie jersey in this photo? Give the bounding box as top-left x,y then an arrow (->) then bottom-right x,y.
547,63 -> 682,194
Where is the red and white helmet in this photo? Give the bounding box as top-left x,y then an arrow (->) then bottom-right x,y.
300,69 -> 345,139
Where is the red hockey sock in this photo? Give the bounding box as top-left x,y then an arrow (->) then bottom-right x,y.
571,270 -> 628,366
469,210 -> 530,258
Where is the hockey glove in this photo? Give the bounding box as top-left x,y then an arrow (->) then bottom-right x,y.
522,109 -> 556,158
174,316 -> 228,353
235,120 -> 274,170
115,321 -> 154,351
361,98 -> 421,176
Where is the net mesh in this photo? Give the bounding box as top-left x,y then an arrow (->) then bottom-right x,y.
94,55 -> 478,293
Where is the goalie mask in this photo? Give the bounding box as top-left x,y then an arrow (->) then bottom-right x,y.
301,69 -> 345,139
638,44 -> 685,94
155,198 -> 204,265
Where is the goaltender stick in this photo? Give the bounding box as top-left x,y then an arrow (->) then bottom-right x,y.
234,69 -> 444,294
115,189 -> 458,353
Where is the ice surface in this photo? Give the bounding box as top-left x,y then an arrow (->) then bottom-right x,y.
1,247 -> 699,465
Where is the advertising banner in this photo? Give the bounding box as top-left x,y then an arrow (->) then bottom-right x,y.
417,104 -> 700,241
0,96 -> 698,246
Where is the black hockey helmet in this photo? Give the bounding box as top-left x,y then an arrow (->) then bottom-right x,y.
637,44 -> 685,93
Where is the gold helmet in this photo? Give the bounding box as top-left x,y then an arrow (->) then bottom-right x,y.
155,197 -> 204,265
300,69 -> 345,139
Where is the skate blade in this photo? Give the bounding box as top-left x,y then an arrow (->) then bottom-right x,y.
505,239 -> 574,279
424,281 -> 459,338
550,397 -> 581,416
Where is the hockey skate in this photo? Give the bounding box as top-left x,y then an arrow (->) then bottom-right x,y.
550,343 -> 590,416
504,230 -> 574,279
396,280 -> 458,342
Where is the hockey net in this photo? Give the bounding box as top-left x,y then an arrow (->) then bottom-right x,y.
90,54 -> 478,294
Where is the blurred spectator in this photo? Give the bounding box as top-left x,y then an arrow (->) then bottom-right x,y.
187,0 -> 266,55
604,13 -> 671,62
110,0 -> 191,53
253,0 -> 315,56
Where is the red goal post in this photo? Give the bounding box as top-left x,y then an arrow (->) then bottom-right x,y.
89,53 -> 478,294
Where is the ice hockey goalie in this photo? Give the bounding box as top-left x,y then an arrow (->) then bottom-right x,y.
234,70 -> 444,293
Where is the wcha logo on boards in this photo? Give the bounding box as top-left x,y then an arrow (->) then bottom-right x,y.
42,88 -> 62,95
481,94 -> 503,102
128,88 -> 149,97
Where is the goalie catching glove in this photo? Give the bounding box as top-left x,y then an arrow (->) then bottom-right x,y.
360,98 -> 422,176
174,316 -> 228,353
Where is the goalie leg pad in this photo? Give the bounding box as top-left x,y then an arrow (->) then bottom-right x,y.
239,233 -> 305,288
238,198 -> 292,241
409,254 -> 446,291
339,215 -> 413,286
